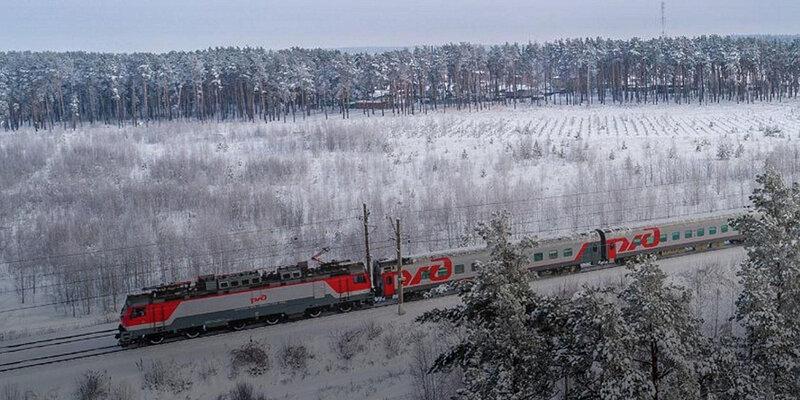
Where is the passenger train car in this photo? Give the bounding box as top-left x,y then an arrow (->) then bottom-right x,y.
117,213 -> 742,346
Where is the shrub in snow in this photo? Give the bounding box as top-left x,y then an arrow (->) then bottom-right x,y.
381,326 -> 404,358
328,327 -> 366,361
759,125 -> 783,138
137,358 -> 193,394
216,382 -> 266,400
279,343 -> 313,373
360,319 -> 384,341
74,370 -> 111,400
717,141 -> 732,160
229,338 -> 271,377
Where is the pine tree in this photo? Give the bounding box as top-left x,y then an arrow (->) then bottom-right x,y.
417,212 -> 560,400
561,287 -> 651,400
619,255 -> 710,400
731,166 -> 800,398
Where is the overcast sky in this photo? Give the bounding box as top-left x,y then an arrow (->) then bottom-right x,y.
1,0 -> 797,53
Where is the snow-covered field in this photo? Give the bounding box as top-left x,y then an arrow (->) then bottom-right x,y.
1,101 -> 798,342
0,247 -> 745,400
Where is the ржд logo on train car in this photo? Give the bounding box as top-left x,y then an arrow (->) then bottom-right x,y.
606,227 -> 661,258
249,294 -> 267,304
397,257 -> 453,287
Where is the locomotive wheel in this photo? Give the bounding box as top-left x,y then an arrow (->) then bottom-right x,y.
337,303 -> 353,313
147,335 -> 164,345
184,329 -> 202,339
230,320 -> 247,331
265,315 -> 282,325
306,308 -> 322,318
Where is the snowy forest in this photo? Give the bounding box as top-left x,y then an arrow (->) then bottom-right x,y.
2,35 -> 800,130
420,168 -> 800,400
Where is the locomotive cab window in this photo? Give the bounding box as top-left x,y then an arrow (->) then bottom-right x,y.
354,275 -> 366,284
455,264 -> 465,274
533,253 -> 543,262
421,270 -> 430,280
131,307 -> 146,318
709,226 -> 717,235
647,235 -> 656,245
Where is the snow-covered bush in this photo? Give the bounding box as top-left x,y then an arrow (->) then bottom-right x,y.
328,327 -> 366,361
137,359 -> 193,394
216,382 -> 267,400
279,343 -> 313,373
74,370 -> 111,400
229,338 -> 271,377
360,319 -> 384,341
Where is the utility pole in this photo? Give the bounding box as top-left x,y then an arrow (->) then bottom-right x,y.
660,1 -> 666,37
394,218 -> 405,315
362,204 -> 372,289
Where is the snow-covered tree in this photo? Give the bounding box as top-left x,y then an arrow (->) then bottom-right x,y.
418,212 -> 561,400
561,287 -> 651,400
732,166 -> 800,398
619,255 -> 710,400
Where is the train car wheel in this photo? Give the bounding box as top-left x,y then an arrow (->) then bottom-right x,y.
265,315 -> 282,325
306,308 -> 322,318
184,329 -> 201,339
147,335 -> 164,345
338,303 -> 353,313
230,321 -> 247,331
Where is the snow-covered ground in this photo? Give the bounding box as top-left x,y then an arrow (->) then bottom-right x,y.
0,247 -> 744,400
2,100 -> 797,350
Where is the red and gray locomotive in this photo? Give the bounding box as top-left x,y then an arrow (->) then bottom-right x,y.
118,213 -> 742,346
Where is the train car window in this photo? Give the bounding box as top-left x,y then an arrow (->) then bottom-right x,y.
471,262 -> 478,271
455,264 -> 465,274
685,230 -> 693,238
721,224 -> 729,233
697,228 -> 704,237
659,233 -> 667,242
533,253 -> 543,262
291,271 -> 302,278
709,226 -> 717,235
131,307 -> 146,318
231,281 -> 239,286
548,250 -> 558,259
241,279 -> 250,285
421,271 -> 430,280
220,282 -> 229,288
563,248 -> 573,258
281,273 -> 291,280
672,232 -> 680,240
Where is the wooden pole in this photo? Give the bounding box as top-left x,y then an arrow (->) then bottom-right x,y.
395,218 -> 405,315
362,204 -> 372,290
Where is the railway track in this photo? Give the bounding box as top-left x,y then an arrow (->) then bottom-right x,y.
0,242 -> 741,374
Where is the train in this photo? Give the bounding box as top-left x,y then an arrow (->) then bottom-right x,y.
117,212 -> 743,346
